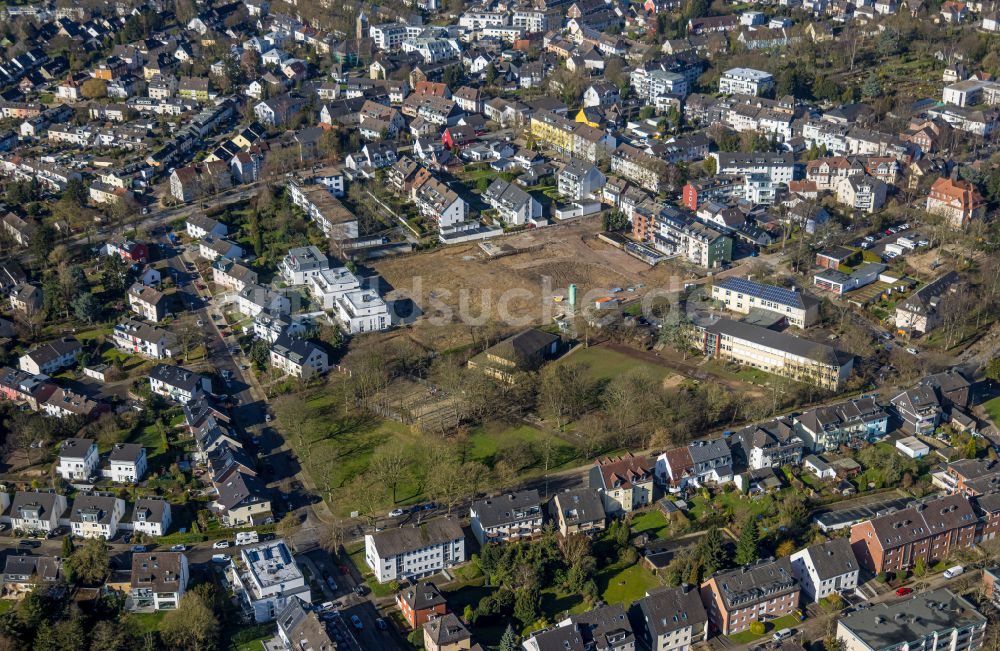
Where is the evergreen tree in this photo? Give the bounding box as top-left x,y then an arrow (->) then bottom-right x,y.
514,586 -> 540,627
735,518 -> 760,566
499,624 -> 520,651
862,73 -> 881,99
696,526 -> 729,575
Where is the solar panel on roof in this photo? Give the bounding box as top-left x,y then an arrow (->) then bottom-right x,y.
717,277 -> 802,308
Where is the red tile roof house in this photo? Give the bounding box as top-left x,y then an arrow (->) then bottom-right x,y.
442,125 -> 477,150
106,235 -> 149,264
589,453 -> 654,516
396,582 -> 448,629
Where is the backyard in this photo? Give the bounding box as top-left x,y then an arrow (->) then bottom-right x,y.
983,396 -> 1000,428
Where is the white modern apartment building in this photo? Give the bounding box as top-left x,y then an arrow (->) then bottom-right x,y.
719,68 -> 775,96
229,540 -> 311,622
365,517 -> 466,583
279,245 -> 329,285
307,267 -> 360,310
336,289 -> 390,333
57,438 -> 99,481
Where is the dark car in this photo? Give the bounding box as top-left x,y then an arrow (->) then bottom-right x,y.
18,540 -> 40,548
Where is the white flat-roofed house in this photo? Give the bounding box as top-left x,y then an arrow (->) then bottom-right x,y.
70,493 -> 126,540
336,289 -> 390,333
129,552 -> 188,610
186,214 -> 228,239
109,443 -> 148,483
279,245 -> 329,285
229,540 -> 311,622
10,491 -> 67,534
719,67 -> 774,96
307,267 -> 360,310
57,438 -> 99,481
365,517 -> 466,583
112,319 -> 176,359
18,337 -> 82,376
269,336 -> 329,379
132,497 -> 172,537
149,364 -> 212,404
789,538 -> 859,603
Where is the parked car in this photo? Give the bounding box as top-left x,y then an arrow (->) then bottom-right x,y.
170,544 -> 187,552
388,509 -> 404,517
773,629 -> 794,642
18,540 -> 40,548
354,585 -> 366,596
213,540 -> 230,549
326,576 -> 338,591
376,618 -> 387,631
211,554 -> 229,563
944,565 -> 965,579
905,347 -> 919,355
131,545 -> 147,553
351,615 -> 363,630
896,587 -> 913,596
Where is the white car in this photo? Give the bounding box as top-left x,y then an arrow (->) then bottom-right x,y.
773,628 -> 794,642
388,509 -> 404,517
906,347 -> 919,355
211,554 -> 229,563
170,544 -> 187,552
212,540 -> 230,549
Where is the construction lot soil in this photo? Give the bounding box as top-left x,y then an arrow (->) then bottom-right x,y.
373,216 -> 698,351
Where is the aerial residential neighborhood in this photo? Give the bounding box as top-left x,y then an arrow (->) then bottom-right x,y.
0,0 -> 999,649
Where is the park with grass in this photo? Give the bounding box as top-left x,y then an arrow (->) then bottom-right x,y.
273,382 -> 588,518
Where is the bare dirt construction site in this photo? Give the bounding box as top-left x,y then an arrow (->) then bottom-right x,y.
372,216 -> 691,351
